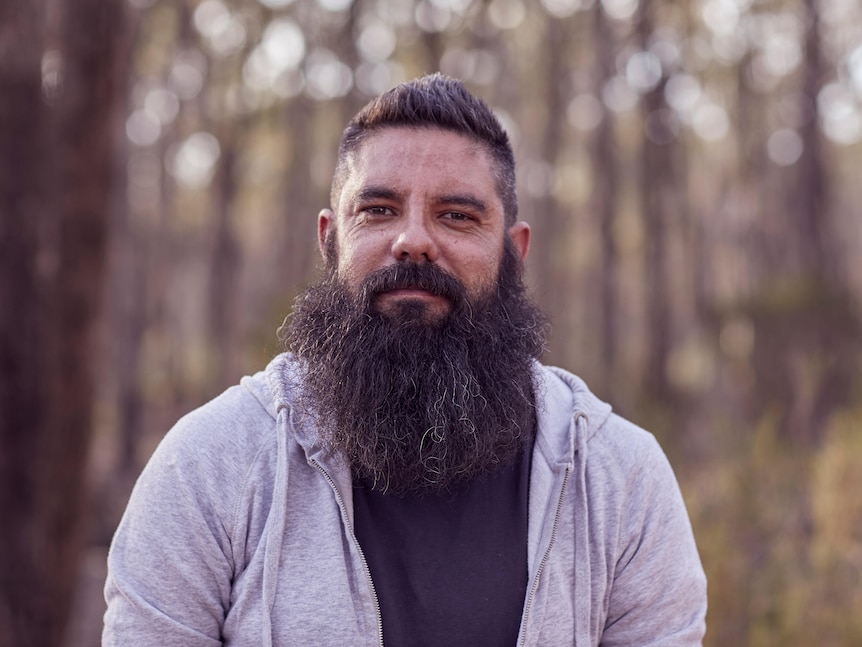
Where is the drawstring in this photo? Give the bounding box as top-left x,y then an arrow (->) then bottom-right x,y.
261,404 -> 291,647
573,411 -> 591,643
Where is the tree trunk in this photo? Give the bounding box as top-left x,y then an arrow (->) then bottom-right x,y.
279,96 -> 317,297
592,2 -> 619,392
0,0 -> 53,638
0,1 -> 129,644
208,129 -> 243,392
531,13 -> 571,362
636,0 -> 673,400
796,0 -> 828,282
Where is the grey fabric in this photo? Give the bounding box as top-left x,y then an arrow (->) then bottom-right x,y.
103,354 -> 707,646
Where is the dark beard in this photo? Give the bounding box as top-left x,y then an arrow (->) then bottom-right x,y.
280,240 -> 547,495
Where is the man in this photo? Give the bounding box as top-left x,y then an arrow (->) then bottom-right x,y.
103,74 -> 707,646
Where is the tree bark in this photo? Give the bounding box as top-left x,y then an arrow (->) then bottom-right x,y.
529,13 -> 571,362
592,2 -> 619,391
636,0 -> 673,400
0,0 -> 53,637
208,128 -> 243,392
0,1 -> 129,644
796,0 -> 828,281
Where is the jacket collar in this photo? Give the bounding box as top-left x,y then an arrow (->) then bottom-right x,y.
265,354 -> 613,467
532,362 -> 612,465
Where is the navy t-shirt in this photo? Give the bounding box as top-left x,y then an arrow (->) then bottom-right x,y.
352,439 -> 533,646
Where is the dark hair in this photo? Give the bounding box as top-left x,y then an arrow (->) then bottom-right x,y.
331,73 -> 518,225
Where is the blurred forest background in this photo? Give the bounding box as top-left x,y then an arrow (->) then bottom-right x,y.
1,0 -> 861,644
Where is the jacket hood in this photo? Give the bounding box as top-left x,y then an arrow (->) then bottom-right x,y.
264,353 -> 330,457
532,362 -> 613,463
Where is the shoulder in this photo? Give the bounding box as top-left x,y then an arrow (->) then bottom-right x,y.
155,369 -> 279,471
533,365 -> 706,641
132,367 -> 282,533
590,413 -> 671,482
533,363 -> 678,498
105,369 -> 284,643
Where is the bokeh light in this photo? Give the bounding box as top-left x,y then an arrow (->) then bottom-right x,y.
602,75 -> 639,113
665,73 -> 702,113
258,0 -> 296,8
540,0 -> 590,19
567,94 -> 604,132
691,102 -> 730,141
165,132 -> 221,189
602,0 -> 638,22
126,109 -> 161,147
626,51 -> 663,93
304,49 -> 353,100
357,20 -> 398,62
767,128 -> 804,166
818,82 -> 862,145
170,50 -> 207,101
488,0 -> 526,30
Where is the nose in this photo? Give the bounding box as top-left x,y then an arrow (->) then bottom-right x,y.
390,214 -> 438,263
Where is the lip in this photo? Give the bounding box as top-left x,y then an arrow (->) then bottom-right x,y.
373,287 -> 452,318
383,287 -> 437,298
375,288 -> 449,306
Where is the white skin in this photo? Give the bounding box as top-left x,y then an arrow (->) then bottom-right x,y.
318,127 -> 530,322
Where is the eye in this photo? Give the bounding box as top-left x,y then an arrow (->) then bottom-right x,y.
360,205 -> 395,218
441,211 -> 472,222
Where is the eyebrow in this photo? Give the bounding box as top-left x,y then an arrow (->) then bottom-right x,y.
434,193 -> 488,215
353,185 -> 490,217
355,186 -> 402,203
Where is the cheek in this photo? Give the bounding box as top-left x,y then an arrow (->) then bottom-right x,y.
334,254 -> 361,289
333,240 -> 381,290
459,250 -> 503,296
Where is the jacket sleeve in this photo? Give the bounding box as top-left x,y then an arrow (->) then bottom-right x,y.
102,412 -> 239,646
600,433 -> 708,646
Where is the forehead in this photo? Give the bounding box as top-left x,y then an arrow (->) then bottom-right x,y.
336,127 -> 501,211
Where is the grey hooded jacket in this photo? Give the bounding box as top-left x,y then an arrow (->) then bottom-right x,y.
103,354 -> 707,646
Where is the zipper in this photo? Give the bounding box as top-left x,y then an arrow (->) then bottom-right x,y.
518,466 -> 571,647
310,459 -> 384,647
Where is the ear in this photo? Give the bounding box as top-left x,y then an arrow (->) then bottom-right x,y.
507,221 -> 530,262
318,209 -> 334,260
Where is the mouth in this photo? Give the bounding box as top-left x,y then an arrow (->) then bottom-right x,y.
382,287 -> 439,298
372,286 -> 452,320
360,262 -> 463,318
375,287 -> 448,305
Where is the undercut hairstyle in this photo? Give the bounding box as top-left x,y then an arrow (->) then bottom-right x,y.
331,73 -> 519,226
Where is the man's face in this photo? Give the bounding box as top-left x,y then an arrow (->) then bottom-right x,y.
318,127 -> 530,323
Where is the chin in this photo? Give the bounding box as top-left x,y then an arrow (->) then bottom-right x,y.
376,297 -> 450,326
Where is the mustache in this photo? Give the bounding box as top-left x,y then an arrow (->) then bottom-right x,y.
358,261 -> 466,304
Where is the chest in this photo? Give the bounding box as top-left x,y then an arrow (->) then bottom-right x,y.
352,453 -> 531,647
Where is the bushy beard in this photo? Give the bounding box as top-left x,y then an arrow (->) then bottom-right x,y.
280,240 -> 547,495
